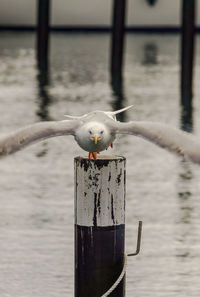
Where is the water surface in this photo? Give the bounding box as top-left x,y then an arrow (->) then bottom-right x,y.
0,32 -> 200,297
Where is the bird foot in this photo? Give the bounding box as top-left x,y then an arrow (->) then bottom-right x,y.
89,152 -> 98,160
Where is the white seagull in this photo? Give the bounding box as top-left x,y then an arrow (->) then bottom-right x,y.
0,105 -> 200,164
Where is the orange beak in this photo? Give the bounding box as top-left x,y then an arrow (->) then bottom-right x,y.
93,136 -> 99,144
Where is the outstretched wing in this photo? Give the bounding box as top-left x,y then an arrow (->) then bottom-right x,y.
108,120 -> 200,164
0,120 -> 80,158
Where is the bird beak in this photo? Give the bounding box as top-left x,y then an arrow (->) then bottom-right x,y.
93,136 -> 99,144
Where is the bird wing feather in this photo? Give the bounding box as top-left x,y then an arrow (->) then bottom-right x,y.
108,120 -> 200,164
106,105 -> 133,115
0,120 -> 80,158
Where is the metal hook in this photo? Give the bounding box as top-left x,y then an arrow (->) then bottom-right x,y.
127,221 -> 142,257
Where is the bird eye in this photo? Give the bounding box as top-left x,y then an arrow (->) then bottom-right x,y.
89,130 -> 92,134
100,130 -> 104,134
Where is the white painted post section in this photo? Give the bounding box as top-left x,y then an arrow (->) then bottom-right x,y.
74,155 -> 126,297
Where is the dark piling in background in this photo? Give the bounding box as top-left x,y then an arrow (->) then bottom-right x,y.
110,0 -> 126,79
36,0 -> 51,121
180,0 -> 196,132
37,0 -> 50,72
111,76 -> 126,122
36,69 -> 51,121
110,0 -> 127,122
74,156 -> 126,297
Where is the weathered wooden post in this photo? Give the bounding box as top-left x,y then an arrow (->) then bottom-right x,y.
110,0 -> 127,79
74,156 -> 126,297
180,0 -> 196,132
37,0 -> 50,71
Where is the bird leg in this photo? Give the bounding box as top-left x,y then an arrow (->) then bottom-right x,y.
88,152 -> 98,160
92,152 -> 98,159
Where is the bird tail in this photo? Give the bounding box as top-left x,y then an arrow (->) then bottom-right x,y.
64,105 -> 133,120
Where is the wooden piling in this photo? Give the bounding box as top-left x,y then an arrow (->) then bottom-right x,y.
37,0 -> 50,71
110,0 -> 126,78
111,75 -> 126,122
180,0 -> 196,132
74,156 -> 126,297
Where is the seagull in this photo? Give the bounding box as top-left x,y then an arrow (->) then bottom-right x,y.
1,105 -> 200,164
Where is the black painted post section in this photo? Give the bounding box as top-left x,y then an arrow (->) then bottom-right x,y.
110,0 -> 126,79
180,0 -> 196,132
74,156 -> 126,297
37,0 -> 50,71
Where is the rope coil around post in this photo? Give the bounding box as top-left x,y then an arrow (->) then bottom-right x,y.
101,221 -> 142,297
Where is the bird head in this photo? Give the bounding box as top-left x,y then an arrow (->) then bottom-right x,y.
88,123 -> 106,144
74,120 -> 115,153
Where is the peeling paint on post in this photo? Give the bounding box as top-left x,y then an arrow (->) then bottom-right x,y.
74,156 -> 126,297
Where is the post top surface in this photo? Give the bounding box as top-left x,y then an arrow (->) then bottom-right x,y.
75,155 -> 126,162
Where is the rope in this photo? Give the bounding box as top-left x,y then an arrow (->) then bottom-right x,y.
100,221 -> 142,296
101,255 -> 127,297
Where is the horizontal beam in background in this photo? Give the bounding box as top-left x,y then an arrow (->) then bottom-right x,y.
1,25 -> 200,33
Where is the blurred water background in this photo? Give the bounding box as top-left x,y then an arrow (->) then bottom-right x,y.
0,32 -> 200,297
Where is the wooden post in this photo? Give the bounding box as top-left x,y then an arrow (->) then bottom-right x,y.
110,0 -> 126,79
180,0 -> 196,132
37,0 -> 50,71
74,156 -> 126,297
